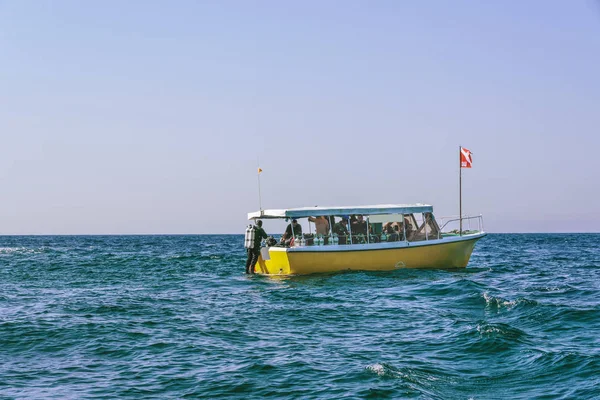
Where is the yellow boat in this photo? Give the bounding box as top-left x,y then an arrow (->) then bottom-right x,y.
247,204 -> 485,275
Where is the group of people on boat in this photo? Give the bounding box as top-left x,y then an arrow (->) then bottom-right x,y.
382,221 -> 409,241
279,214 -> 415,246
279,215 -> 361,246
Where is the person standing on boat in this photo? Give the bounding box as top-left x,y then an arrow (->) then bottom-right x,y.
281,219 -> 302,246
351,215 -> 368,243
308,216 -> 330,244
333,217 -> 350,245
245,220 -> 267,274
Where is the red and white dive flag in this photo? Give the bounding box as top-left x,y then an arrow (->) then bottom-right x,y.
460,147 -> 473,168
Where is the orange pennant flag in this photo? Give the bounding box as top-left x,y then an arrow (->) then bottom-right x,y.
258,167 -> 263,174
460,147 -> 473,168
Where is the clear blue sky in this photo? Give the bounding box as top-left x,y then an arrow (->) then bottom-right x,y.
1,1 -> 599,234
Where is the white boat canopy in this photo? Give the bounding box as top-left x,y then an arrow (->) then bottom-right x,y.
248,204 -> 433,220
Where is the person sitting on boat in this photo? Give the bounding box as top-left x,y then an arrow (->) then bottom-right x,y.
333,217 -> 350,245
383,222 -> 394,234
382,222 -> 398,242
281,218 -> 302,247
351,215 -> 368,244
404,220 -> 415,241
424,212 -> 441,238
308,216 -> 330,244
368,224 -> 380,243
392,224 -> 402,241
411,213 -> 440,241
245,220 -> 268,274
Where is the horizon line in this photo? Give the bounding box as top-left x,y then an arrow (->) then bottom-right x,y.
1,232 -> 599,236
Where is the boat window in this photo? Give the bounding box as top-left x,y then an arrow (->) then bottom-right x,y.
273,212 -> 440,247
410,212 -> 441,241
324,216 -> 348,245
371,217 -> 401,242
347,215 -> 367,244
424,213 -> 441,239
404,214 -> 420,242
370,221 -> 382,234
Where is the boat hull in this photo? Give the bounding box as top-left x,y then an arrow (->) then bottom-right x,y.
255,234 -> 485,275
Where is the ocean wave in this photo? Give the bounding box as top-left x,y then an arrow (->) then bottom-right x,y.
475,322 -> 528,340
0,246 -> 44,255
482,292 -> 539,311
364,363 -> 470,398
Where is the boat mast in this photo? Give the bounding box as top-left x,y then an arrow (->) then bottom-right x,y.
459,146 -> 462,236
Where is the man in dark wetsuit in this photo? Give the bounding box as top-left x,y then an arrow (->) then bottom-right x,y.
245,220 -> 268,274
333,217 -> 350,245
281,218 -> 302,246
351,215 -> 368,243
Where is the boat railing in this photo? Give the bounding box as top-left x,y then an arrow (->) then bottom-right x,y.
438,214 -> 484,234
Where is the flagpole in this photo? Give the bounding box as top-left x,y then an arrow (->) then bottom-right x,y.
459,146 -> 462,236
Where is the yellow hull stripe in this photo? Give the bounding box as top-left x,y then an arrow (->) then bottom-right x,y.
255,236 -> 482,275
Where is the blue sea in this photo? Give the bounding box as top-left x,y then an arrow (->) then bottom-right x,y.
0,234 -> 599,399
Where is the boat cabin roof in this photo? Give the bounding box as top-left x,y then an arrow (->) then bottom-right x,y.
248,204 -> 433,220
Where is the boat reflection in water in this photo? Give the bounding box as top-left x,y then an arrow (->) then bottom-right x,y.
248,204 -> 486,275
